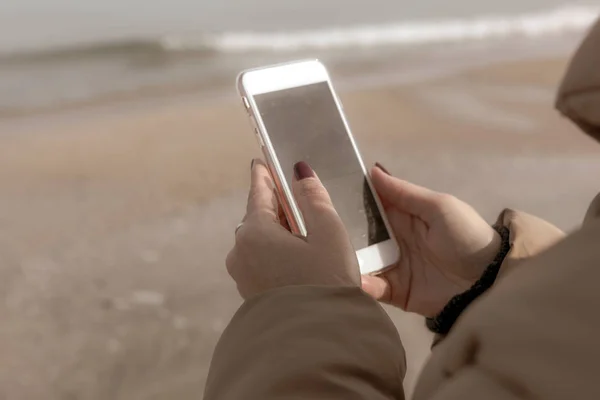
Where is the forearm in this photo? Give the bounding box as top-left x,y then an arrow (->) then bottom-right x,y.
204,286 -> 406,400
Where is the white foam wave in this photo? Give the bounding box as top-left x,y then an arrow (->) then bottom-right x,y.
161,5 -> 599,53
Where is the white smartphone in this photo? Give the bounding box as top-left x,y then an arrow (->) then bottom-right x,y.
237,59 -> 399,275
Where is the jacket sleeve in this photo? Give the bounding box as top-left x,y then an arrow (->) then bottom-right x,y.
413,217 -> 600,400
556,16 -> 600,138
203,286 -> 406,400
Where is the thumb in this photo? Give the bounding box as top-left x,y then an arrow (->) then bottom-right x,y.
371,165 -> 438,218
361,274 -> 392,302
292,161 -> 345,242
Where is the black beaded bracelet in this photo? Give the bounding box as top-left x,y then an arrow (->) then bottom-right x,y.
426,225 -> 511,335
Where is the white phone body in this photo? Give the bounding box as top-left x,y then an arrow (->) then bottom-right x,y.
237,59 -> 399,275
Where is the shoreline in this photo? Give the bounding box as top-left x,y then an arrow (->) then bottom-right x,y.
0,30 -> 585,132
1,54 -> 595,213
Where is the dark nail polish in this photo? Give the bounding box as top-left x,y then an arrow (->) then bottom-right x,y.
250,159 -> 255,170
293,161 -> 315,180
375,162 -> 391,175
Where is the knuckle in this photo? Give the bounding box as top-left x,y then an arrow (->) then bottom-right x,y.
225,250 -> 237,276
298,182 -> 333,211
434,192 -> 466,214
299,180 -> 327,198
236,221 -> 267,251
235,233 -> 255,254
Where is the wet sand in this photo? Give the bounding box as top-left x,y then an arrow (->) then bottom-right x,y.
1,56 -> 600,399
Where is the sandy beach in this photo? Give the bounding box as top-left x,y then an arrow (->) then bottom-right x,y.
1,53 -> 600,399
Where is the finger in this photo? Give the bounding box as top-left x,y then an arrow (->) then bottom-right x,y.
371,166 -> 438,218
292,161 -> 345,242
361,274 -> 392,303
246,159 -> 278,221
371,163 -> 393,209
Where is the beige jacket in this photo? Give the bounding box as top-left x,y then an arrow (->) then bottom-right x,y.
204,19 -> 600,400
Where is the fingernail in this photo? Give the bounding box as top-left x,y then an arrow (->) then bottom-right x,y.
375,162 -> 391,175
293,161 -> 315,180
250,159 -> 255,170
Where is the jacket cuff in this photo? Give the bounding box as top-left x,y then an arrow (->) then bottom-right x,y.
426,225 -> 510,335
493,209 -> 565,280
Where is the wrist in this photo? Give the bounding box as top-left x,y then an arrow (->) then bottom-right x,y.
465,227 -> 503,286
484,228 -> 503,267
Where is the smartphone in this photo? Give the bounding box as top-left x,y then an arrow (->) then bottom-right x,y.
237,59 -> 399,275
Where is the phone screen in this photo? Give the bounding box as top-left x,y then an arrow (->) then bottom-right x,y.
254,81 -> 390,250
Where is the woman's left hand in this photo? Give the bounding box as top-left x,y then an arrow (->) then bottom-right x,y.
226,159 -> 360,299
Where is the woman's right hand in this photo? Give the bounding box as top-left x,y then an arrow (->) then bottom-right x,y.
227,160 -> 360,300
361,165 -> 501,317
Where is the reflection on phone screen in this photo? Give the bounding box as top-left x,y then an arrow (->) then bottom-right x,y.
254,82 -> 390,250
363,178 -> 389,246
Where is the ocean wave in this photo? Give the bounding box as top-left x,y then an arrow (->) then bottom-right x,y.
0,4 -> 597,64
162,5 -> 599,52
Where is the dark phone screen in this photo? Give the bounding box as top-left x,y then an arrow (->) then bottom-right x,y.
254,81 -> 389,249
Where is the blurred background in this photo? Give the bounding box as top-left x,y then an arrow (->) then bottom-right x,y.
1,1 -> 600,398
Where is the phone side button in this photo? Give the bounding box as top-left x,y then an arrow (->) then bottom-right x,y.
242,96 -> 250,111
